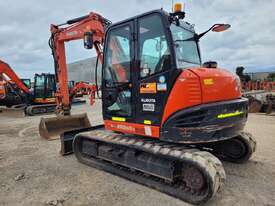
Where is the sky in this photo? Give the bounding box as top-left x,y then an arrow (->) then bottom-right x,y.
0,0 -> 274,79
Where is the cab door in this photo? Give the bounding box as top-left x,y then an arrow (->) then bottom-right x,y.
102,21 -> 134,120
135,13 -> 178,126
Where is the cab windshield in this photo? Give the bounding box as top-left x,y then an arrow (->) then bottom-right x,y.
170,23 -> 201,68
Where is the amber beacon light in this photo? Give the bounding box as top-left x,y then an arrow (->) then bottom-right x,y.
174,3 -> 183,12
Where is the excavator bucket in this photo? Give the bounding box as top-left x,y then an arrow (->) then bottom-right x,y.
39,113 -> 91,140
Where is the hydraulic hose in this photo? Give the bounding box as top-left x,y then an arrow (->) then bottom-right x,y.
95,54 -> 101,99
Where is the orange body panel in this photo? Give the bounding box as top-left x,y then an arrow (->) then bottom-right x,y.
161,69 -> 202,125
189,68 -> 241,103
104,120 -> 160,138
162,67 -> 241,125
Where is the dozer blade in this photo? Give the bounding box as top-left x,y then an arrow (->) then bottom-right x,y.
39,113 -> 91,140
60,125 -> 103,155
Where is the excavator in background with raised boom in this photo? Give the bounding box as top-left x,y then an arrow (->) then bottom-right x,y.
0,60 -> 57,115
0,60 -> 95,116
39,3 -> 256,204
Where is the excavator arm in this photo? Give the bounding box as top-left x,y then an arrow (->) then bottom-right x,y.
38,12 -> 111,140
41,11 -> 127,139
49,12 -> 111,115
0,60 -> 30,94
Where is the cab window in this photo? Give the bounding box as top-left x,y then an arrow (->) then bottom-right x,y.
138,14 -> 171,78
103,26 -> 131,87
103,25 -> 132,117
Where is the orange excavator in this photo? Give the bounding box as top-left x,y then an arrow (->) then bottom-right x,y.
0,60 -> 31,106
39,4 -> 256,204
70,81 -> 96,105
0,59 -> 58,115
0,60 -> 95,116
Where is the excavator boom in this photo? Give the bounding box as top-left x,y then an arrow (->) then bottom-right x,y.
0,60 -> 30,94
39,12 -> 110,140
49,12 -> 109,114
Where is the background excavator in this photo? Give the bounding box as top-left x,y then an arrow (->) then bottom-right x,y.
69,81 -> 96,105
0,60 -> 56,115
0,60 -> 31,107
39,4 -> 256,204
69,81 -> 96,99
236,66 -> 275,114
0,60 -> 94,116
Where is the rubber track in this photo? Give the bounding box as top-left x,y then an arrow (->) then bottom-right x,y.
199,132 -> 256,163
240,132 -> 257,153
25,104 -> 56,116
73,130 -> 226,205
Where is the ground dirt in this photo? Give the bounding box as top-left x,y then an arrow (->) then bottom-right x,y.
0,100 -> 275,206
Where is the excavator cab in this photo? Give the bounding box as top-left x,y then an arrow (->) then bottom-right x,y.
100,10 -> 243,142
102,12 -> 174,123
33,73 -> 56,104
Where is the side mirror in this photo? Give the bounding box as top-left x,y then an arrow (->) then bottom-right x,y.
198,23 -> 231,39
212,24 -> 231,32
84,32 -> 93,49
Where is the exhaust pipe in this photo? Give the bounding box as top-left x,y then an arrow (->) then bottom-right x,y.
39,113 -> 91,140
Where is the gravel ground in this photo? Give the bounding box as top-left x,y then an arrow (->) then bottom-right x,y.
0,100 -> 275,206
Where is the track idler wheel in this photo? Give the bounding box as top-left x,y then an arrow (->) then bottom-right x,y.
209,132 -> 256,163
248,98 -> 262,113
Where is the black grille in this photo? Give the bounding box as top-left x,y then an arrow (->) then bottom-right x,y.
174,110 -> 207,128
161,98 -> 248,143
164,98 -> 248,129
